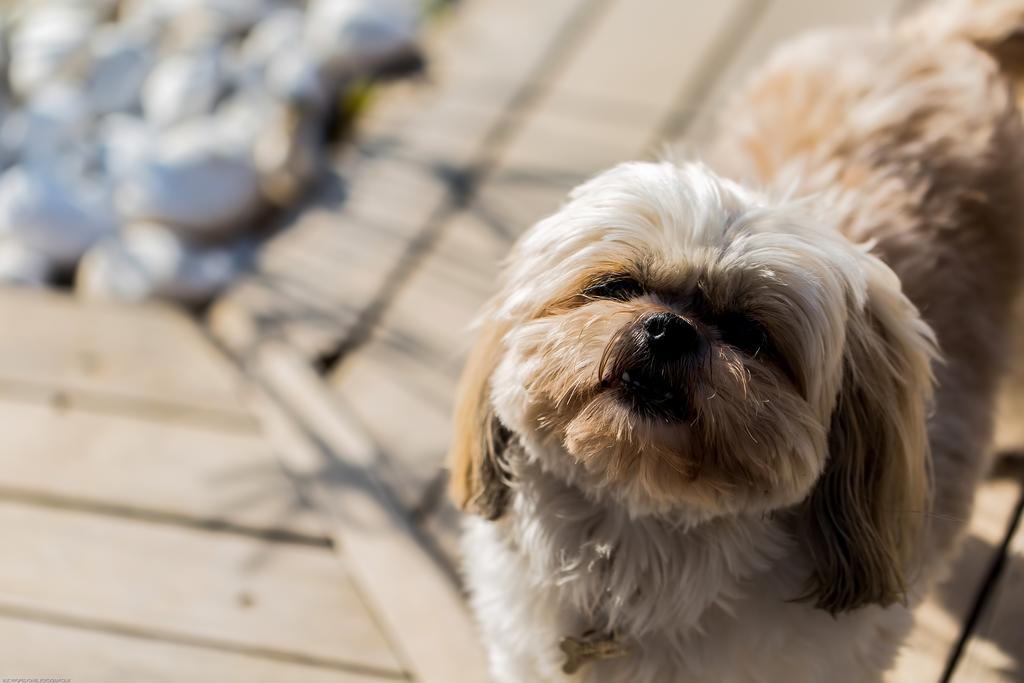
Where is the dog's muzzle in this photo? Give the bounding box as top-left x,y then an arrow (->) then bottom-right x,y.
602,311 -> 705,420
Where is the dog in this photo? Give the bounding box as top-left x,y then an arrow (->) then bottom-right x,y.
449,1 -> 1024,681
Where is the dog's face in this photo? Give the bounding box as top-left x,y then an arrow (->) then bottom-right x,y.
489,164 -> 848,517
451,161 -> 936,611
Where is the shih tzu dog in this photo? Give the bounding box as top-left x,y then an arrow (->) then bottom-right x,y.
449,1 -> 1024,681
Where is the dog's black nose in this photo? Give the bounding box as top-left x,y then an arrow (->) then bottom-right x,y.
644,313 -> 700,360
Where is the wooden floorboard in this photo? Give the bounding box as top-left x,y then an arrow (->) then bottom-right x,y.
0,287 -> 406,680
0,288 -> 252,426
325,215 -> 506,509
0,500 -> 404,677
0,614 -> 399,683
0,397 -> 325,538
949,463 -> 1024,682
488,0 -> 752,186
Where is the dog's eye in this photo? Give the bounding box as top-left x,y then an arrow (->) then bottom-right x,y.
716,312 -> 768,355
582,275 -> 644,301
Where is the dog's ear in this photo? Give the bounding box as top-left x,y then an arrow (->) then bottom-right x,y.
448,311 -> 514,520
800,258 -> 937,614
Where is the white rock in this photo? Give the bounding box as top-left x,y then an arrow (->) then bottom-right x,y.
226,9 -> 308,94
0,239 -> 56,286
239,7 -> 305,72
117,0 -> 191,31
305,0 -> 418,78
166,8 -> 240,52
129,224 -> 249,302
97,114 -> 156,183
193,0 -> 283,35
0,166 -> 117,268
76,238 -> 153,303
8,4 -> 98,97
0,15 -> 9,81
121,0 -> 277,31
86,25 -> 155,115
235,9 -> 329,109
116,119 -> 264,239
213,91 -> 322,205
265,49 -> 330,110
152,0 -> 283,52
10,82 -> 93,165
77,224 -> 249,304
142,49 -> 224,127
0,99 -> 17,172
213,89 -> 280,149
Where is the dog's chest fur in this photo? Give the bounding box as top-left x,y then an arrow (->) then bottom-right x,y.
463,460 -> 913,683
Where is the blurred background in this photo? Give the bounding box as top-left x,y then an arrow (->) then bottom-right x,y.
0,0 -> 1021,681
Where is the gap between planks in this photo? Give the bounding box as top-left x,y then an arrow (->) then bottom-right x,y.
0,376 -> 260,433
0,602 -> 408,682
0,613 -> 398,683
0,484 -> 331,549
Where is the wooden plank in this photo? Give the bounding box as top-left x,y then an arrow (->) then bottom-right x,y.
353,0 -> 598,169
326,214 -> 505,509
0,614 -> 397,683
496,0 -> 750,175
0,500 -> 404,676
209,0 -> 597,359
330,347 -> 454,510
473,0 -> 753,239
0,287 -> 251,425
0,398 -> 325,538
211,169 -> 438,364
946,458 -> 1024,683
252,345 -> 490,683
890,471 -> 1024,682
323,254 -> 486,560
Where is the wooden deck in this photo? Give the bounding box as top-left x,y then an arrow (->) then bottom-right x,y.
3,0 -> 1023,680
0,289 -> 410,682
